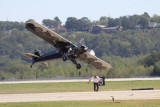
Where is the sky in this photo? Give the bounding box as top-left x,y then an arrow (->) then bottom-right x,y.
0,0 -> 160,24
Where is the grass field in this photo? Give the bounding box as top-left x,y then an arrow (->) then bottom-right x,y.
0,80 -> 160,94
0,100 -> 160,107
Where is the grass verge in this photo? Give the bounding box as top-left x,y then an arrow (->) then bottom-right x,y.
0,100 -> 160,107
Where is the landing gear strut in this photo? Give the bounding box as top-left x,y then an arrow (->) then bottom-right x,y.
71,59 -> 81,69
30,60 -> 35,68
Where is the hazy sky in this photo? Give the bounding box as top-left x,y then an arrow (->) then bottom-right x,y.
0,0 -> 159,24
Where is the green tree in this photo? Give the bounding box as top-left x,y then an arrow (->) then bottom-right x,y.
127,15 -> 140,29
99,16 -> 108,25
42,19 -> 54,27
107,18 -> 121,27
153,61 -> 160,75
140,52 -> 160,67
138,17 -> 149,28
142,12 -> 150,19
65,17 -> 78,31
77,17 -> 91,31
150,14 -> 160,23
120,16 -> 130,30
53,16 -> 62,25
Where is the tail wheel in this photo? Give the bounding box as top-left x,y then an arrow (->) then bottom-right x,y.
76,64 -> 81,69
62,55 -> 67,61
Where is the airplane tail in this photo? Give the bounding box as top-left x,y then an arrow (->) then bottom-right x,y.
23,50 -> 48,68
23,50 -> 40,60
23,51 -> 39,68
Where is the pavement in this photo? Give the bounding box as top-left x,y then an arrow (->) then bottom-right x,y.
0,77 -> 160,84
0,90 -> 160,103
0,78 -> 160,103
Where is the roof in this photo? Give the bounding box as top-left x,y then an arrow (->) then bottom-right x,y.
148,22 -> 157,28
148,22 -> 160,28
95,25 -> 122,29
103,26 -> 120,30
96,25 -> 106,28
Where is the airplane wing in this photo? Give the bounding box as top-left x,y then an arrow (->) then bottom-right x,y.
25,20 -> 73,53
79,52 -> 112,70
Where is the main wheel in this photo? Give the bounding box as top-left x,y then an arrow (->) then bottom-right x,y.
76,64 -> 81,69
62,55 -> 67,61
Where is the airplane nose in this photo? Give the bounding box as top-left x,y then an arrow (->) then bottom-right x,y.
81,45 -> 88,51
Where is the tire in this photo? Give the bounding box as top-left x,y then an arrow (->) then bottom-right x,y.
76,64 -> 81,69
62,56 -> 67,61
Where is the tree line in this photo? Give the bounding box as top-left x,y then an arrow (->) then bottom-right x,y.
42,12 -> 160,31
0,12 -> 160,80
0,28 -> 160,80
1,12 -> 160,32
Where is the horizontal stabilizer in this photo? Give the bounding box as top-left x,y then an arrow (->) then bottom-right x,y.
40,62 -> 48,67
23,53 -> 39,59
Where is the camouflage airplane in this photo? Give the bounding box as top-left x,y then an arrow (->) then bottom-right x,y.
24,20 -> 112,70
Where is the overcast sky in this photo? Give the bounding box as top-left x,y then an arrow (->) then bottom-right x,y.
0,0 -> 159,24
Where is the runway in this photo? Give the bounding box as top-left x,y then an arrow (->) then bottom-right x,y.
0,78 -> 160,103
0,77 -> 160,84
0,90 -> 160,103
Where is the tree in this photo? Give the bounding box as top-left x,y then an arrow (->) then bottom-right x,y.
142,12 -> 150,19
107,18 -> 115,27
65,17 -> 78,31
140,52 -> 160,67
42,17 -> 62,28
42,19 -> 54,27
120,16 -> 130,30
53,17 -> 62,25
77,17 -> 91,31
53,16 -> 62,28
127,15 -> 140,29
138,17 -> 149,28
65,17 -> 91,31
99,16 -> 108,25
153,61 -> 160,75
0,21 -> 25,31
150,14 -> 160,23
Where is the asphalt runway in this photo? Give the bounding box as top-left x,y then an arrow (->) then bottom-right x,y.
0,77 -> 160,84
0,90 -> 160,103
0,78 -> 160,103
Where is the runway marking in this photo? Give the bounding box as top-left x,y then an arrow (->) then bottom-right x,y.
0,77 -> 160,84
0,90 -> 160,103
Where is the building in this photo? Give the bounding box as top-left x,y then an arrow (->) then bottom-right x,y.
92,25 -> 122,34
135,25 -> 142,30
49,24 -> 66,32
135,22 -> 160,30
148,22 -> 160,29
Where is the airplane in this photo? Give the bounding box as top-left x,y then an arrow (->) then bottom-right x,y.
23,20 -> 112,70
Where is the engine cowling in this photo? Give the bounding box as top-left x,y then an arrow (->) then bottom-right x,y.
81,45 -> 88,52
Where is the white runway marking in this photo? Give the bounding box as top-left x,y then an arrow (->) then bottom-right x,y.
0,90 -> 160,103
0,77 -> 160,84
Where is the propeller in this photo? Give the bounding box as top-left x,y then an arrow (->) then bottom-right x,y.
78,38 -> 95,56
78,38 -> 86,46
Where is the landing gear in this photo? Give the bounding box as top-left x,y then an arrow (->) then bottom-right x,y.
30,60 -> 35,68
62,55 -> 67,61
71,59 -> 81,69
76,64 -> 81,69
